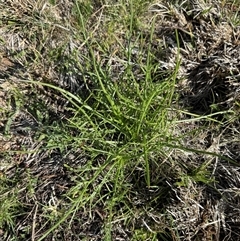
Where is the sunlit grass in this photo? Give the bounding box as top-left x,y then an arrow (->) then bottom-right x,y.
0,0 -> 239,240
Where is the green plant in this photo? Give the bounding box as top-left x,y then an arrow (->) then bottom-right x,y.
1,0 -> 240,240
0,176 -> 22,234
25,25 -> 180,240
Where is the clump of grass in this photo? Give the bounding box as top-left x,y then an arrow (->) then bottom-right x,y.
0,175 -> 23,237
28,26 -> 181,240
1,0 -> 240,240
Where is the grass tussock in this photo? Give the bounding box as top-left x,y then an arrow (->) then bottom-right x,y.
0,0 -> 240,240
